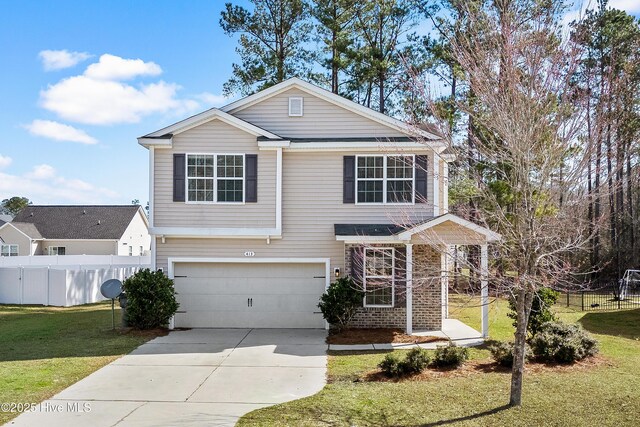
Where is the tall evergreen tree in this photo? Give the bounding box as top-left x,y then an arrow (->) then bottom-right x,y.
220,0 -> 317,96
311,0 -> 358,94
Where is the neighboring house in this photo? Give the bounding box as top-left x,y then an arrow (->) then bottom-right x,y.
0,205 -> 150,257
139,78 -> 498,332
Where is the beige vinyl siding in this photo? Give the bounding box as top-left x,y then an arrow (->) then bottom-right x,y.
232,88 -> 408,138
153,119 -> 276,228
0,226 -> 32,256
41,240 -> 117,255
156,150 -> 436,271
410,221 -> 487,246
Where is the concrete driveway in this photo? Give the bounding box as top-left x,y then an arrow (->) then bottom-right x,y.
8,329 -> 327,427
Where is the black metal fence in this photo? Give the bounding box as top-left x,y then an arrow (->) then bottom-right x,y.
565,283 -> 640,311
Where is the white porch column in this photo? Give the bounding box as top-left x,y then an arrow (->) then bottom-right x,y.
480,244 -> 489,338
406,243 -> 413,334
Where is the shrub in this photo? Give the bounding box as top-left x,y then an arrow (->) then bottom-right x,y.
318,277 -> 363,331
508,287 -> 560,337
530,321 -> 599,364
122,269 -> 179,330
431,342 -> 469,368
378,348 -> 431,377
403,347 -> 431,374
488,340 -> 532,367
379,353 -> 403,377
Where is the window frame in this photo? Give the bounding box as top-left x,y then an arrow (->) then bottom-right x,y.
1,244 -> 19,257
363,247 -> 395,308
47,246 -> 66,256
355,154 -> 415,205
185,153 -> 246,205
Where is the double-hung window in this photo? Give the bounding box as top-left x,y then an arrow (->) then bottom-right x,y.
187,154 -> 244,203
356,155 -> 414,204
1,244 -> 18,257
363,247 -> 395,307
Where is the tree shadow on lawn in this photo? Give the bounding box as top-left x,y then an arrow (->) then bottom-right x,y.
413,404 -> 512,426
578,308 -> 640,340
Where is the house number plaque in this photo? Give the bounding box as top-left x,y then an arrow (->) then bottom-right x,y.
244,251 -> 255,257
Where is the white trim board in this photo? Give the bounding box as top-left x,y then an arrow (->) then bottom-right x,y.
138,109 -> 282,147
151,227 -> 282,239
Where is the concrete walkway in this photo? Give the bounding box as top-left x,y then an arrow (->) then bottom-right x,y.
328,319 -> 484,351
8,329 -> 327,427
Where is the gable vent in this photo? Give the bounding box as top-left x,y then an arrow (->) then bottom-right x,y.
288,97 -> 304,117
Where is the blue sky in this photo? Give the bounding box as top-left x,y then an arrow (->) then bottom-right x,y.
0,0 -> 638,207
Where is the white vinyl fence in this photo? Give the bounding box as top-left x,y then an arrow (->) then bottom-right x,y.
0,255 -> 150,268
0,256 -> 151,306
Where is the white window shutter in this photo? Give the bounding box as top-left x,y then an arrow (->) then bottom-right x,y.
288,97 -> 303,116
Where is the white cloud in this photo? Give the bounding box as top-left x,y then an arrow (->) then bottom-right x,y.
196,92 -> 231,107
24,120 -> 98,145
39,49 -> 92,71
0,155 -> 11,169
610,0 -> 640,13
26,164 -> 56,180
84,54 -> 162,81
0,164 -> 119,204
39,54 -> 200,125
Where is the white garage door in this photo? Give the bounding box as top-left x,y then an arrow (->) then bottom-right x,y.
173,262 -> 327,328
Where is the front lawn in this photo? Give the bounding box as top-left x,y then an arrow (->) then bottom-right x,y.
0,303 -> 161,425
239,298 -> 640,426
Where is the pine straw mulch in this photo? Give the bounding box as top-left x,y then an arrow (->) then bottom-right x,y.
327,328 -> 449,345
360,355 -> 611,383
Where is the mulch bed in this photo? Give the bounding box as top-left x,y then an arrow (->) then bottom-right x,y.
327,328 -> 449,345
360,355 -> 611,383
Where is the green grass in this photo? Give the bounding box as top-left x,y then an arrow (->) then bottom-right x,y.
238,298 -> 640,426
0,303 -> 160,425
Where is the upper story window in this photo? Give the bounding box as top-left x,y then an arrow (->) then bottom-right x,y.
1,244 -> 18,257
363,247 -> 395,307
356,155 -> 414,204
48,246 -> 65,255
187,154 -> 244,203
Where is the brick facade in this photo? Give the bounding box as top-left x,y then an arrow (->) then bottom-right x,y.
345,243 -> 442,330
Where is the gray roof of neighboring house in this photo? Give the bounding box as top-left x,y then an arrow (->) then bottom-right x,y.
334,224 -> 407,236
9,222 -> 43,239
11,205 -> 142,240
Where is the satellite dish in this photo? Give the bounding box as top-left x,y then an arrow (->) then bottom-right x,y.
101,279 -> 123,330
101,279 -> 123,299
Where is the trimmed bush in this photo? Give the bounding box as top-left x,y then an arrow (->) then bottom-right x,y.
318,277 -> 363,331
122,269 -> 179,330
488,340 -> 532,367
379,353 -> 403,377
431,342 -> 469,368
530,321 -> 599,364
378,348 -> 431,377
403,347 -> 431,374
508,287 -> 560,337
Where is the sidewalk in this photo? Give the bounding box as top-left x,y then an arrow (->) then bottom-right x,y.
328,319 -> 484,351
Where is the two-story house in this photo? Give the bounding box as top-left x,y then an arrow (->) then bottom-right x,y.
139,78 -> 498,334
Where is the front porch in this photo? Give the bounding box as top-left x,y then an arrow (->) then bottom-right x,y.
335,213 -> 501,338
328,318 -> 484,351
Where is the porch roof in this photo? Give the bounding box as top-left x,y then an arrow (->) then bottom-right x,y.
334,213 -> 501,244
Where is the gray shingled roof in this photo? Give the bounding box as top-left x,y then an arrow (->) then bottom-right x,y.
334,224 -> 407,236
11,205 -> 142,240
9,222 -> 43,239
